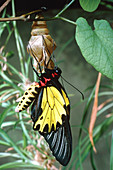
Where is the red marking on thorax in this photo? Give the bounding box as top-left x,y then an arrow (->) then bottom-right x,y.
52,73 -> 55,77
52,72 -> 58,78
33,73 -> 59,88
44,77 -> 51,84
40,77 -> 51,87
40,81 -> 46,86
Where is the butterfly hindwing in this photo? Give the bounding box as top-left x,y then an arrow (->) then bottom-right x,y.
40,114 -> 72,166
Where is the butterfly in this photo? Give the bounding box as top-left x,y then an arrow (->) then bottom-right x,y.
15,54 -> 72,166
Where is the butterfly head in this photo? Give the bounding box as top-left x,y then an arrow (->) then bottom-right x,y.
44,66 -> 62,79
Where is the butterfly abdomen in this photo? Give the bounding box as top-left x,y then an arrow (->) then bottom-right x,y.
15,82 -> 40,112
15,71 -> 58,113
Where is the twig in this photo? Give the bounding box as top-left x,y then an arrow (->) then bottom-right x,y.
55,0 -> 75,17
0,0 -> 76,24
0,0 -> 11,13
0,16 -> 56,22
0,13 -> 77,26
0,9 -> 44,22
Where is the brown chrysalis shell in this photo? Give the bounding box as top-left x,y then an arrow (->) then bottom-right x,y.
27,14 -> 56,72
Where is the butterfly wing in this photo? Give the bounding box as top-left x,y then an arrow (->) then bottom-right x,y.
40,111 -> 72,166
31,85 -> 69,133
31,82 -> 72,166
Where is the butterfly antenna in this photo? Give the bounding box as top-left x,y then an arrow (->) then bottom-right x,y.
61,76 -> 84,100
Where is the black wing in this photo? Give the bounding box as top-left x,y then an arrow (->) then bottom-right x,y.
40,115 -> 72,166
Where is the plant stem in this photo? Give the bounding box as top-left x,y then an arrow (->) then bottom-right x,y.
11,0 -> 25,77
58,16 -> 76,25
0,0 -> 11,13
55,0 -> 75,17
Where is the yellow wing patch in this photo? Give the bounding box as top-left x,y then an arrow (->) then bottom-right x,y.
34,86 -> 69,133
61,89 -> 70,107
61,89 -> 70,115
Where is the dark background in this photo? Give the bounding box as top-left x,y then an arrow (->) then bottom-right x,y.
0,0 -> 80,12
0,0 -> 113,14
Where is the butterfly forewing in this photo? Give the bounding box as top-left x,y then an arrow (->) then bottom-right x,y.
32,85 -> 68,133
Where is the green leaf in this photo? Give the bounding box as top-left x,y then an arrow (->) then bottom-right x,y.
0,23 -> 7,37
0,83 -> 10,89
90,148 -> 97,170
97,103 -> 113,117
0,152 -> 20,159
0,140 -> 10,146
0,72 -> 12,83
0,161 -> 44,169
79,0 -> 100,12
1,121 -> 16,128
76,17 -> 113,80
